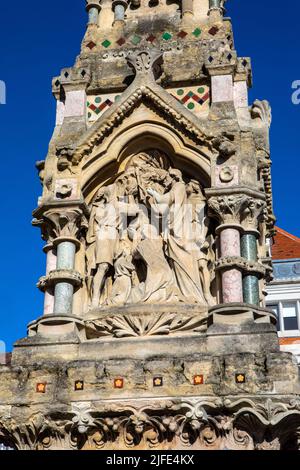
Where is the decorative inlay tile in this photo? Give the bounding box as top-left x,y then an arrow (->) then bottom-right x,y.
147,34 -> 156,43
235,374 -> 246,384
162,32 -> 172,41
168,85 -> 210,116
209,26 -> 219,36
101,39 -> 111,48
36,383 -> 47,393
192,28 -> 202,38
193,375 -> 204,385
75,380 -> 84,391
177,30 -> 188,39
116,37 -> 126,46
131,34 -> 142,45
114,378 -> 124,389
87,93 -> 122,123
153,377 -> 163,387
86,41 -> 96,50
97,27 -> 210,51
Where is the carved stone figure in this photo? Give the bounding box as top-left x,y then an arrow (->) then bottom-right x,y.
148,169 -> 206,304
86,184 -> 121,308
128,206 -> 180,304
85,151 -> 209,308
108,242 -> 135,306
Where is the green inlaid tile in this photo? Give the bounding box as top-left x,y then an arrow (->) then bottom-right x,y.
162,32 -> 172,41
87,101 -> 90,107
131,34 -> 142,45
192,28 -> 202,38
102,39 -> 111,48
197,87 -> 205,94
95,97 -> 102,104
115,95 -> 121,101
187,102 -> 195,110
88,112 -> 92,118
177,89 -> 184,96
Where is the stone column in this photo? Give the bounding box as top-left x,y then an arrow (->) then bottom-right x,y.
42,208 -> 85,318
43,245 -> 57,315
182,0 -> 194,21
208,0 -> 223,22
241,233 -> 259,305
220,228 -> 243,303
86,0 -> 102,24
112,0 -> 127,25
207,193 -> 248,305
53,241 -> 77,315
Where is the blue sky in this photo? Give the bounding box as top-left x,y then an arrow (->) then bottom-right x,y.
0,0 -> 299,350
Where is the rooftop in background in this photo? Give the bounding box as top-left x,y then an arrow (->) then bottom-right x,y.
272,227 -> 300,260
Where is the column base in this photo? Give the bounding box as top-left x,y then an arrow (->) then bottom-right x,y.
27,314 -> 85,340
208,303 -> 277,326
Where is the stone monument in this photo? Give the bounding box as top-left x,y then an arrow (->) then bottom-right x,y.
1,0 -> 300,450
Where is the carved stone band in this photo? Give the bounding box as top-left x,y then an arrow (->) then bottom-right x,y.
85,304 -> 208,339
215,256 -> 266,277
1,397 -> 299,450
38,270 -> 83,290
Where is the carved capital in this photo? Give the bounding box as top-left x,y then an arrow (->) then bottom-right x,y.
43,208 -> 87,242
241,198 -> 267,231
207,194 -> 249,225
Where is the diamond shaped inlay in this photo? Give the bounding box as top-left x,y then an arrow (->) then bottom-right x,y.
147,34 -> 156,43
162,32 -> 172,41
177,30 -> 188,39
101,39 -> 111,48
117,37 -> 126,46
208,26 -> 219,36
86,41 -> 96,50
170,86 -> 210,114
131,34 -> 142,45
192,28 -> 202,38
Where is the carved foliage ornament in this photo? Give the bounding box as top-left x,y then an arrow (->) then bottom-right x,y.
85,311 -> 207,339
1,399 -> 300,450
43,209 -> 87,241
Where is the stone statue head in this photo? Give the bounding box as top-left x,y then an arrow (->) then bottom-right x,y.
169,169 -> 183,184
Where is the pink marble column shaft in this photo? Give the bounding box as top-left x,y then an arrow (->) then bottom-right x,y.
220,228 -> 243,303
220,228 -> 240,257
44,248 -> 57,316
221,269 -> 243,304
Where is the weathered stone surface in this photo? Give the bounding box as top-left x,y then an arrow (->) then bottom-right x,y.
0,0 -> 298,451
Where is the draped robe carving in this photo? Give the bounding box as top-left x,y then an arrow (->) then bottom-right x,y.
85,151 -> 214,309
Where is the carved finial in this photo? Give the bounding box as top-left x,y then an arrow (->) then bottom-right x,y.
127,49 -> 163,82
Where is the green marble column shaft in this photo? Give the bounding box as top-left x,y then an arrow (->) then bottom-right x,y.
54,241 -> 76,315
241,233 -> 259,306
209,0 -> 221,8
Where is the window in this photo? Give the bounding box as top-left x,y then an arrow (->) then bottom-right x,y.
267,300 -> 300,336
282,302 -> 298,331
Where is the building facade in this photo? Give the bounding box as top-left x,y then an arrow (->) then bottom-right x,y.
0,0 -> 300,451
267,228 -> 300,364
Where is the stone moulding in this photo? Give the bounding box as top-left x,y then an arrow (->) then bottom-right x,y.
46,269 -> 83,288
85,304 -> 208,339
72,83 -> 213,166
215,256 -> 266,278
208,303 -> 277,326
0,397 -> 299,450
